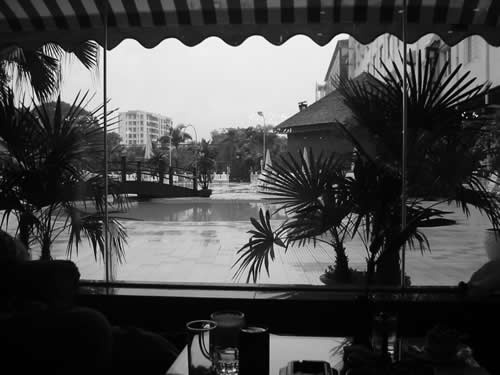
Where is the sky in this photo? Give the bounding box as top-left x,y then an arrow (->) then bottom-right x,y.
60,35 -> 346,140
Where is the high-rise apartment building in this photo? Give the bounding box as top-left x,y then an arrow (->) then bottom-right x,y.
118,110 -> 172,146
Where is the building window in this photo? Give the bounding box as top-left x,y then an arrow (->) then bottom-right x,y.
465,37 -> 472,64
443,47 -> 451,74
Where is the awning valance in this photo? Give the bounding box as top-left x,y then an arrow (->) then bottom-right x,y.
1,0 -> 499,51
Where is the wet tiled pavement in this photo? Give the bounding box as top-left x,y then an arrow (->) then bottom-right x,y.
47,183 -> 493,286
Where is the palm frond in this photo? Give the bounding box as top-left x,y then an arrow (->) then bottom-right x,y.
67,208 -> 127,263
232,209 -> 285,283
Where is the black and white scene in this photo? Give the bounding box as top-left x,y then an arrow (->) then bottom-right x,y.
1,1 -> 500,374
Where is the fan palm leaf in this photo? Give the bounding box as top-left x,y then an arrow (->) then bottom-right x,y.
0,88 -> 128,261
1,41 -> 99,101
232,209 -> 285,283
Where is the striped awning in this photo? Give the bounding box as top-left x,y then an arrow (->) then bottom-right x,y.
1,0 -> 500,51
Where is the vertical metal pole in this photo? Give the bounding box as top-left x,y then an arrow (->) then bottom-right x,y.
401,0 -> 408,291
103,3 -> 110,284
397,1 -> 408,363
263,116 -> 266,161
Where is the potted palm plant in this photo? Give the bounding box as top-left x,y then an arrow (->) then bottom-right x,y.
232,148 -> 453,286
234,50 -> 500,286
0,88 -> 127,264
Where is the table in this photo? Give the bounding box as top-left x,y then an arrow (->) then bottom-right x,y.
166,334 -> 492,375
166,334 -> 347,375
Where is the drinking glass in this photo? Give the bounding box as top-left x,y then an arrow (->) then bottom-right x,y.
209,311 -> 246,350
210,311 -> 245,374
212,346 -> 239,375
186,320 -> 217,375
371,312 -> 398,361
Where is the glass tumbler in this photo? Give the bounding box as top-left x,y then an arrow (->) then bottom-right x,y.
186,320 -> 217,375
210,311 -> 246,374
371,312 -> 398,361
209,311 -> 246,350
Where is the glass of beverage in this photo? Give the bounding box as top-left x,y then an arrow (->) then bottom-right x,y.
186,320 -> 217,375
371,312 -> 398,361
212,346 -> 239,375
209,311 -> 245,374
209,311 -> 246,350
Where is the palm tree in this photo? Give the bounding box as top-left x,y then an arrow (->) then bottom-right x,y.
232,149 -> 453,285
0,41 -> 99,102
159,124 -> 193,167
0,88 -> 127,262
334,51 -> 500,283
234,52 -> 498,286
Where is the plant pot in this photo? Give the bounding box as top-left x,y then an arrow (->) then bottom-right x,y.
319,271 -> 412,287
484,229 -> 500,261
319,270 -> 366,286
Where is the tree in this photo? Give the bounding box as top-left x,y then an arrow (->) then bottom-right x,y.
0,89 -> 127,262
107,132 -> 125,163
334,51 -> 500,283
0,41 -> 99,102
158,124 -> 193,168
210,126 -> 286,174
197,139 -> 217,189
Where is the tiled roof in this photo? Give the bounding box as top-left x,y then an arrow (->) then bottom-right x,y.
276,90 -> 351,131
277,73 -> 374,131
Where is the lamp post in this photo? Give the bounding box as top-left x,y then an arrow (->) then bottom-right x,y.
257,111 -> 266,171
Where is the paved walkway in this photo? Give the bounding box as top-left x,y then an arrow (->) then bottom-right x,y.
39,181 -> 493,286
47,204 -> 491,286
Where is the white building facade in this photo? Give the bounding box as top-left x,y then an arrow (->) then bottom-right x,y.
347,34 -> 500,92
118,110 -> 172,146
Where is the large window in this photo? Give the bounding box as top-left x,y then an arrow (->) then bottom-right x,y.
2,2 -> 499,291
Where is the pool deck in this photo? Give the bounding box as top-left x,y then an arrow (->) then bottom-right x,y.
46,183 -> 493,287
54,219 -> 489,287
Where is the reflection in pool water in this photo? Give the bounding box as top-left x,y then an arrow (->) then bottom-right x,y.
114,198 -> 288,222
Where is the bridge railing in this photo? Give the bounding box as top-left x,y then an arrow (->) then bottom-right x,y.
109,157 -> 199,192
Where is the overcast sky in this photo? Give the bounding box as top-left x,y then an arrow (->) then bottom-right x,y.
60,35 -> 345,140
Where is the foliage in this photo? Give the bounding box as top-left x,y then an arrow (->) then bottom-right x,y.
336,51 -> 500,224
0,41 -> 99,102
234,51 -> 498,286
107,131 -> 125,163
158,123 -> 194,167
211,126 -> 286,173
0,88 -> 127,262
197,139 -> 217,189
233,149 -> 453,285
333,50 -> 500,283
233,209 -> 286,283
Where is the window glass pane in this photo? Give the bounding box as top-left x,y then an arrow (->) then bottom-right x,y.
104,36 -> 364,284
0,41 -> 105,281
402,34 -> 500,286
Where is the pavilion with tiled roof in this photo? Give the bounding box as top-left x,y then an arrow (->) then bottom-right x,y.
276,73 -> 373,158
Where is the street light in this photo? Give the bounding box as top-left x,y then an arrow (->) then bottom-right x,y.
257,111 -> 266,171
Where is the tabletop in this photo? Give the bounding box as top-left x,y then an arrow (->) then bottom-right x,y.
166,334 -> 347,375
166,334 -> 491,375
